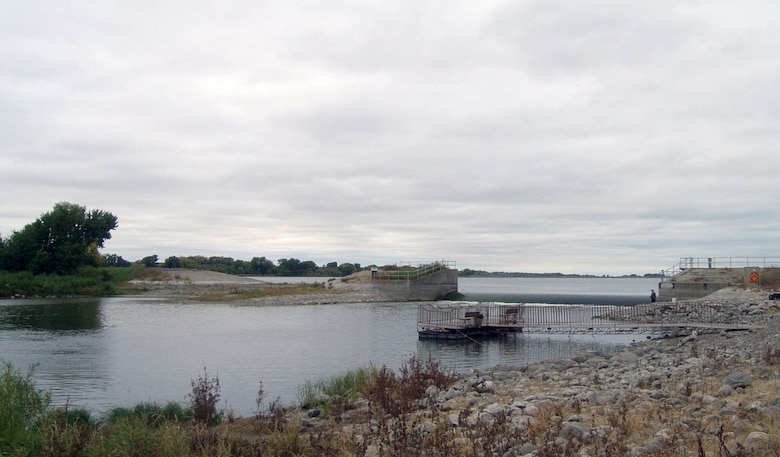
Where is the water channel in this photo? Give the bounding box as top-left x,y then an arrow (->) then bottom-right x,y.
0,276 -> 658,416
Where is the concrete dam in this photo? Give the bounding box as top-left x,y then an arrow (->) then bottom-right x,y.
370,261 -> 459,301
657,256 -> 780,301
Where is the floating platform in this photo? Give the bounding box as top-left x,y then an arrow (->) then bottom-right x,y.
417,303 -> 523,340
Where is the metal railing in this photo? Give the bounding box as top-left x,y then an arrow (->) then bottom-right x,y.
662,257 -> 780,278
417,303 -> 522,330
417,301 -> 761,335
373,260 -> 456,281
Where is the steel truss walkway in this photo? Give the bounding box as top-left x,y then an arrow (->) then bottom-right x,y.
417,302 -> 762,339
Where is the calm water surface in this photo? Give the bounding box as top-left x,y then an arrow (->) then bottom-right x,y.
0,277 -> 658,416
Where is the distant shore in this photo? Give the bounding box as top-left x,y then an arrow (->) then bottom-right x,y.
126,268 -> 394,304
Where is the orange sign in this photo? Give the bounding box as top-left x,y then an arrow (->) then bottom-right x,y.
749,271 -> 760,283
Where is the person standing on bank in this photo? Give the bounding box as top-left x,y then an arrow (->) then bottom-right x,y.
650,290 -> 657,302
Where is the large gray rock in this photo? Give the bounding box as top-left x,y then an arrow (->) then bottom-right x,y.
717,384 -> 733,397
477,380 -> 496,393
483,403 -> 507,417
743,431 -> 771,455
610,351 -> 639,364
560,421 -> 592,442
503,444 -> 537,457
723,371 -> 752,389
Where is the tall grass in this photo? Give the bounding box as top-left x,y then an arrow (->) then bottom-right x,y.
297,365 -> 374,409
0,361 -> 51,454
104,401 -> 193,426
37,407 -> 95,457
85,417 -> 189,457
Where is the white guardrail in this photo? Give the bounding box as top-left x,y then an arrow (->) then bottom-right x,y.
662,257 -> 780,278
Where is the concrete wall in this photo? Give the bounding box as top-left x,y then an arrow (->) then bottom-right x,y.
373,268 -> 458,301
657,280 -> 731,301
657,266 -> 779,301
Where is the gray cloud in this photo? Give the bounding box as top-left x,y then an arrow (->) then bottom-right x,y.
2,1 -> 779,275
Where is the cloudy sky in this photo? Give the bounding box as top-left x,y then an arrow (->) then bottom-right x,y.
2,1 -> 779,275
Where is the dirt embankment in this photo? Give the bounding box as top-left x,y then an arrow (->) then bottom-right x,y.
126,269 -> 392,304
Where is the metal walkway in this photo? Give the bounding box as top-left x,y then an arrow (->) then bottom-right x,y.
373,260 -> 456,281
417,302 -> 763,338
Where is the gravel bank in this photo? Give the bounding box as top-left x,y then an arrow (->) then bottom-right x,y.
293,287 -> 780,456
127,269 -> 393,304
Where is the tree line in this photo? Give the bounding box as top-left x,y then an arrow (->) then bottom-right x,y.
139,254 -> 362,277
0,202 -> 363,278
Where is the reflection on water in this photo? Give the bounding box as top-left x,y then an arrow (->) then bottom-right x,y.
417,332 -> 641,374
0,277 -> 655,416
0,298 -> 103,331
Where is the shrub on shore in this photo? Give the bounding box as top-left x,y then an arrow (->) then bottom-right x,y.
0,361 -> 51,453
364,353 -> 456,416
189,367 -> 223,426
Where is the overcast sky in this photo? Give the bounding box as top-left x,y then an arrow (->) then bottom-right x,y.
2,1 -> 779,275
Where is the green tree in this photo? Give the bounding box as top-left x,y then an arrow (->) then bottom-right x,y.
277,258 -> 301,276
141,255 -> 159,267
0,202 -> 118,275
164,256 -> 182,268
338,263 -> 358,276
102,253 -> 131,267
250,256 -> 276,275
299,260 -> 317,276
206,256 -> 235,273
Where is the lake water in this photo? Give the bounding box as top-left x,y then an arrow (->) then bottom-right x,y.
0,276 -> 658,416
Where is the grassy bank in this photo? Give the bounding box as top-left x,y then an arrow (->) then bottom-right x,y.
0,267 -> 140,298
0,355 -> 456,457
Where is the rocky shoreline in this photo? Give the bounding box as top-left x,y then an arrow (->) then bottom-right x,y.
289,287 -> 779,456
